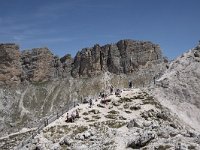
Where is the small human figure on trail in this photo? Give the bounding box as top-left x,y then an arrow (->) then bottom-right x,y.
101,93 -> 105,99
66,113 -> 69,121
71,111 -> 76,122
65,112 -> 75,123
153,76 -> 156,85
65,113 -> 70,122
110,85 -> 114,94
83,98 -> 89,104
115,89 -> 121,97
76,109 -> 80,118
129,81 -> 133,88
89,99 -> 93,108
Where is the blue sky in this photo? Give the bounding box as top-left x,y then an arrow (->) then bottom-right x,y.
0,0 -> 200,59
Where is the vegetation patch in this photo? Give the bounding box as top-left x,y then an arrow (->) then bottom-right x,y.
105,114 -> 118,119
73,126 -> 88,135
92,115 -> 101,119
62,125 -> 71,133
82,112 -> 89,115
119,116 -> 127,120
83,117 -> 90,120
87,120 -> 96,122
132,95 -> 145,99
112,101 -> 121,106
188,145 -> 196,149
105,120 -> 126,128
119,97 -> 132,103
123,103 -> 129,109
125,110 -> 132,114
156,145 -> 173,150
142,97 -> 156,105
44,126 -> 56,134
108,110 -> 119,114
43,125 -> 70,140
130,105 -> 141,110
104,140 -> 115,146
89,109 -> 100,114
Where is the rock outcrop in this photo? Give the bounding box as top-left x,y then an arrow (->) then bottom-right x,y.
71,40 -> 163,77
21,48 -> 55,82
60,54 -> 73,78
0,44 -> 22,85
152,43 -> 200,131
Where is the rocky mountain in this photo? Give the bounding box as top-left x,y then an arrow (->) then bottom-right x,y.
152,44 -> 200,132
0,39 -> 164,85
0,39 -> 167,139
1,39 -> 200,149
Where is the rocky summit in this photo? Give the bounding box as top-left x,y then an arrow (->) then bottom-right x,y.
71,40 -> 163,77
0,39 -> 200,150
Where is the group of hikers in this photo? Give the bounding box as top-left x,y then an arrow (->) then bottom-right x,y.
65,109 -> 79,123
65,80 -> 134,123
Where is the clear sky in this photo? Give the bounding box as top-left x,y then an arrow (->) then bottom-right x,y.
0,0 -> 200,59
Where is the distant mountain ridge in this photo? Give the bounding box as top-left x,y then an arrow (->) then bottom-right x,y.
0,39 -> 164,85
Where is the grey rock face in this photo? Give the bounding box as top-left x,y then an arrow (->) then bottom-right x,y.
0,39 -> 165,85
153,44 -> 200,131
21,48 -> 54,82
21,48 -> 73,82
71,40 -> 163,77
0,44 -> 22,85
60,54 -> 73,78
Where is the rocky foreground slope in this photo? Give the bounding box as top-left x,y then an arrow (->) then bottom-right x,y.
152,44 -> 200,131
1,88 -> 199,150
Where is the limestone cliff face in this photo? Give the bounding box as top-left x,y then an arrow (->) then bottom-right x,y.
71,40 -> 163,77
0,44 -> 22,85
153,44 -> 200,131
0,39 -> 164,84
21,48 -> 55,82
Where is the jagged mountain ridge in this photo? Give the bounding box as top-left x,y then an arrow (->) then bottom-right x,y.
0,39 -> 163,84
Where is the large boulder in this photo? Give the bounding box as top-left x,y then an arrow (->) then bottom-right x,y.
127,131 -> 156,149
